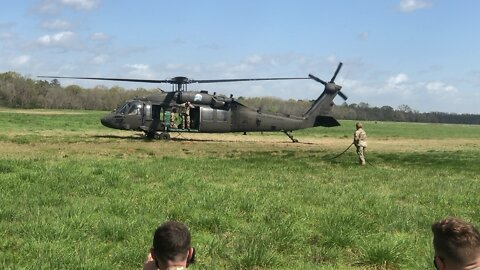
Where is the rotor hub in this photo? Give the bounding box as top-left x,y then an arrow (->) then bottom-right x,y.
325,82 -> 339,93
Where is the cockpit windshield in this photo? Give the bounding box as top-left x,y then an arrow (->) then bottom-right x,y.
116,102 -> 131,114
115,101 -> 142,115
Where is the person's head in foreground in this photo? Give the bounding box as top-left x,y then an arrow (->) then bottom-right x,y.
145,221 -> 195,270
432,217 -> 480,270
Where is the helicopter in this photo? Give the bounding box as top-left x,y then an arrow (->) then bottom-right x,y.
39,62 -> 347,142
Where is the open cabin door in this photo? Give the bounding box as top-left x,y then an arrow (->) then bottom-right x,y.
146,104 -> 164,133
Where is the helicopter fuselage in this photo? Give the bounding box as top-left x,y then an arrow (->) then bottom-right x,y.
41,62 -> 346,141
100,91 -> 308,134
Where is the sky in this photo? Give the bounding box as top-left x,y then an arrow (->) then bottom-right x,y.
1,0 -> 479,114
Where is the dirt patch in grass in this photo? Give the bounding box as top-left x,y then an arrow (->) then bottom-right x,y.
1,130 -> 478,159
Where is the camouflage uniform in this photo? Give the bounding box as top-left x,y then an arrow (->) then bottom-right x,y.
170,109 -> 177,128
182,102 -> 194,129
353,122 -> 367,165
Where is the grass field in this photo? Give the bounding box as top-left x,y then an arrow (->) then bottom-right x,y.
0,108 -> 479,269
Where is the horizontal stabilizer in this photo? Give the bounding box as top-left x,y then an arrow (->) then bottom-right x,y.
313,116 -> 340,127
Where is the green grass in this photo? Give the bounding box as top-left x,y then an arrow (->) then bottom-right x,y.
0,109 -> 479,269
0,108 -> 106,132
297,120 -> 480,139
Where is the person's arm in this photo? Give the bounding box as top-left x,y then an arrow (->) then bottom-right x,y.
353,131 -> 359,145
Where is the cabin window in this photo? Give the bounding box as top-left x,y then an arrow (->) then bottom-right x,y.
202,108 -> 214,121
144,104 -> 151,119
216,110 -> 228,122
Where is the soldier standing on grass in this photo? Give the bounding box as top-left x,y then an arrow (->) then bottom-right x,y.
353,122 -> 367,165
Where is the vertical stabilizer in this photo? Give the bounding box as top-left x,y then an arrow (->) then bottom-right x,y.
303,62 -> 347,127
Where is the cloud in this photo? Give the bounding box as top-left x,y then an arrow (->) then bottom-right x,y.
42,19 -> 71,30
125,64 -> 154,79
246,55 -> 263,65
91,32 -> 110,41
0,22 -> 16,30
0,31 -> 15,41
342,71 -> 466,112
221,53 -> 321,76
92,54 -> 108,64
326,55 -> 338,65
345,73 -> 414,103
10,55 -> 31,67
0,23 -> 16,42
37,31 -> 79,49
398,0 -> 433,12
60,0 -> 99,10
36,0 -> 99,14
36,0 -> 60,14
342,78 -> 372,95
387,73 -> 409,88
425,81 -> 458,95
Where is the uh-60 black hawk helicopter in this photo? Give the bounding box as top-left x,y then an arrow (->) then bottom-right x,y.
40,62 -> 347,142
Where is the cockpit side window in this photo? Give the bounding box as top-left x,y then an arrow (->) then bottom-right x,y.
128,103 -> 142,115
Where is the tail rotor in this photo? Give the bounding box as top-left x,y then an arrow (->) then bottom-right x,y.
309,62 -> 347,101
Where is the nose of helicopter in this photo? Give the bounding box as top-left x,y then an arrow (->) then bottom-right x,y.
100,115 -> 116,129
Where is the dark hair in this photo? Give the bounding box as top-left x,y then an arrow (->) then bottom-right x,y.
153,221 -> 191,263
432,217 -> 480,265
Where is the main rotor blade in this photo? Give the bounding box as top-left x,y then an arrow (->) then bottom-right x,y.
308,74 -> 327,85
329,62 -> 343,83
38,76 -> 311,84
192,77 -> 309,83
37,76 -> 172,84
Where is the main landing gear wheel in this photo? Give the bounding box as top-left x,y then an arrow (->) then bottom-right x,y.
145,132 -> 170,140
145,132 -> 155,140
158,132 -> 171,140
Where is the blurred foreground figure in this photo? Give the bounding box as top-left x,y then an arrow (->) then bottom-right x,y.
144,221 -> 195,270
432,217 -> 480,270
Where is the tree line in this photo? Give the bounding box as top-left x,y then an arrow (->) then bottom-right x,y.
1,71 -> 478,124
0,72 -> 152,111
237,97 -> 480,125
